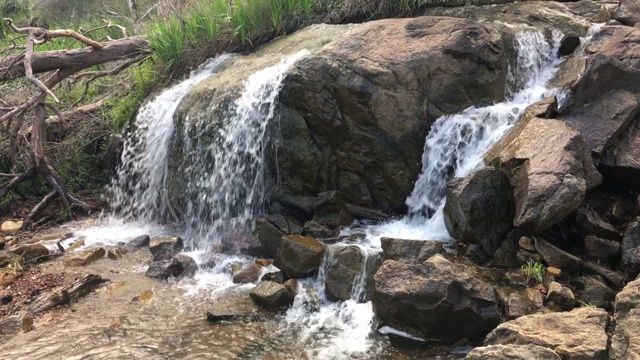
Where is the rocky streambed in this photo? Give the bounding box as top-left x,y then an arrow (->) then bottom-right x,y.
3,0 -> 640,359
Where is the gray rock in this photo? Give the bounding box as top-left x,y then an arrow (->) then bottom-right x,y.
583,261 -> 625,289
146,254 -> 198,280
249,281 -> 295,309
534,238 -> 581,273
254,215 -> 288,257
615,0 -> 640,26
584,235 -> 621,260
232,264 -> 263,284
444,167 -> 514,257
493,234 -> 521,268
516,250 -> 542,265
465,344 -> 561,360
373,255 -> 501,342
149,236 -> 184,261
273,235 -> 326,278
325,246 -> 383,301
302,221 -> 338,239
484,307 -> 609,360
379,237 -> 443,263
313,191 -> 353,228
126,235 -> 150,250
575,206 -> 622,240
622,220 -> 640,277
570,276 -> 615,310
261,271 -> 285,284
518,236 -> 536,252
545,281 -> 575,311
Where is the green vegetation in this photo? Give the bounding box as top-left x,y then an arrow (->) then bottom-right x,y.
521,260 -> 546,286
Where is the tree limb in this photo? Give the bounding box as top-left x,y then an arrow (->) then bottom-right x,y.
3,18 -> 105,50
24,30 -> 60,103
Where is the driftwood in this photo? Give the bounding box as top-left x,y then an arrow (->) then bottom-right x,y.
27,274 -> 108,314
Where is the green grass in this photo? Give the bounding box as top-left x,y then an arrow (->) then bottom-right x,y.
521,260 -> 546,286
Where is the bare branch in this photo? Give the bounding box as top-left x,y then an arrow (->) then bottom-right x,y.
25,31 -> 60,103
3,18 -> 105,50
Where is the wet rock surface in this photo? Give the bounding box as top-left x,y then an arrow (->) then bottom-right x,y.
325,245 -> 382,301
63,247 -> 106,267
373,255 -> 501,342
273,235 -> 326,278
379,237 -> 443,263
149,236 -> 184,261
249,281 -> 295,309
145,254 -> 198,280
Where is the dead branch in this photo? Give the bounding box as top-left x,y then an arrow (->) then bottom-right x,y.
3,18 -> 104,50
27,274 -> 109,314
24,31 -> 60,103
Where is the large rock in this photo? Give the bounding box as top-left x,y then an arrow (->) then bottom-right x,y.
583,261 -> 625,289
534,238 -> 581,273
254,215 -> 288,257
379,237 -> 443,263
610,278 -> 640,359
444,167 -> 514,256
584,235 -> 621,260
484,307 -> 609,360
63,247 -> 106,267
149,236 -> 184,261
249,281 -> 295,309
560,89 -> 640,156
325,246 -> 382,301
545,281 -> 575,311
312,191 -> 353,228
486,116 -> 601,234
570,276 -> 615,310
146,254 -> 198,280
622,220 -> 640,277
232,264 -> 264,284
273,235 -> 326,278
615,0 -> 640,26
373,255 -> 501,342
465,344 -> 562,360
9,244 -> 49,263
1,221 -> 23,234
575,206 -> 622,240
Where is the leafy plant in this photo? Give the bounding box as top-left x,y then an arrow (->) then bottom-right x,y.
521,260 -> 545,286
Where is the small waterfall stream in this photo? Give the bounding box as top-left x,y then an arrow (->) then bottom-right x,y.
60,24 -> 597,360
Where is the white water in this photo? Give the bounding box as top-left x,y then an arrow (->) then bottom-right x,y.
65,27 -> 579,359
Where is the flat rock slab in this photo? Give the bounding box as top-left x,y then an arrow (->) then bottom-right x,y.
63,247 -> 106,267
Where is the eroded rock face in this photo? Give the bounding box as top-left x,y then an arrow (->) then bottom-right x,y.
465,344 -> 561,360
444,167 -> 514,257
372,255 -> 501,342
622,220 -> 640,278
379,237 -> 443,263
610,278 -> 640,360
484,307 -> 609,360
486,116 -> 601,233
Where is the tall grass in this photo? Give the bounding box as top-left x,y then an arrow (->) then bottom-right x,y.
148,0 -> 437,77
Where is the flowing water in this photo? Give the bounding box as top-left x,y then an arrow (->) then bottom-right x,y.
1,26 -> 593,360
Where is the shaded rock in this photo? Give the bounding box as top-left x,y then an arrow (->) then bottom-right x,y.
583,261 -> 625,289
493,234 -> 520,268
149,236 -> 183,261
609,277 -> 640,359
302,221 -> 338,239
465,344 -> 561,360
464,244 -> 491,265
570,276 -> 615,310
9,244 -> 49,263
63,247 -> 106,267
575,206 -> 622,240
561,89 -> 640,156
519,236 -> 536,252
254,215 -> 289,257
622,220 -> 640,277
486,117 -> 600,233
444,167 -> 514,256
325,246 -> 383,301
345,204 -> 388,221
558,32 -> 580,57
516,250 -> 542,265
496,287 -> 545,320
584,235 -> 620,260
534,238 -> 581,273
261,271 -> 285,284
1,221 -> 22,234
284,278 -> 298,296
313,191 -> 353,228
206,297 -> 270,323
373,255 -> 501,342
145,254 -> 198,280
484,307 -> 609,359
107,248 -> 128,260
273,235 -> 326,278
249,281 -> 294,309
232,264 -> 263,284
615,0 -> 640,26
545,281 -> 575,311
126,235 -> 150,250
506,270 -> 530,288
380,237 -> 443,263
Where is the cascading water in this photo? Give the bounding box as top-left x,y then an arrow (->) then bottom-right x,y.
288,29 -> 565,359
106,51 -> 309,249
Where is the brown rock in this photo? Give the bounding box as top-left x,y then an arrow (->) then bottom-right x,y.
9,244 -> 49,263
484,307 -> 609,359
380,237 -> 443,263
583,261 -> 625,289
486,117 -> 600,233
273,235 -> 326,278
584,235 -> 621,260
547,267 -> 562,278
63,247 -> 106,267
232,264 -> 263,284
149,236 -> 183,261
1,220 -> 23,234
575,206 -> 622,241
466,344 -> 561,360
615,0 -> 640,26
107,248 -> 128,260
534,238 -> 581,273
545,281 -> 575,311
610,278 -> 640,359
519,236 -> 536,252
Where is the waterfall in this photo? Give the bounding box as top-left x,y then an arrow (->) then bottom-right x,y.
107,51 -> 309,249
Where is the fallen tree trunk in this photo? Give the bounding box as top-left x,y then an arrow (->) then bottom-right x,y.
0,35 -> 150,81
27,274 -> 108,314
